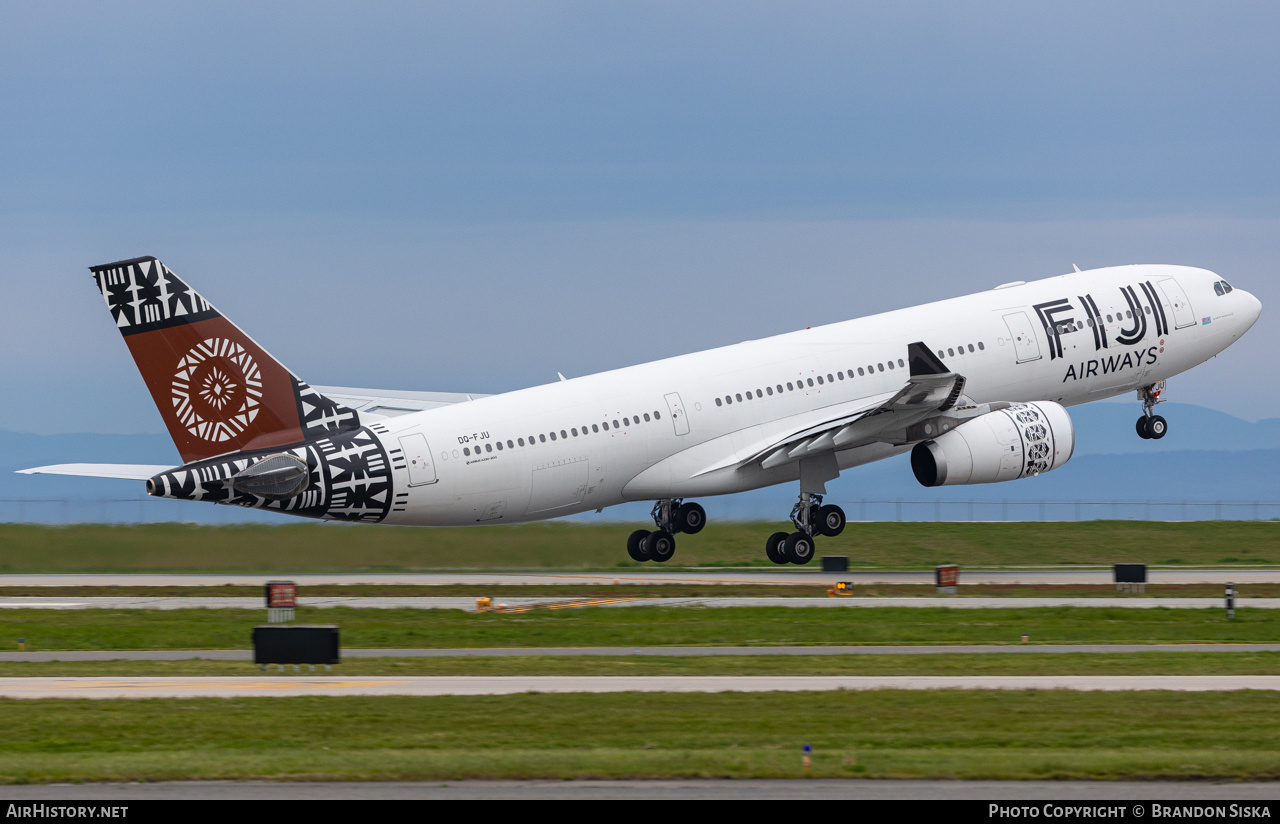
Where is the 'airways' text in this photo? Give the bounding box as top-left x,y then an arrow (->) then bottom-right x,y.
1062,346 -> 1159,383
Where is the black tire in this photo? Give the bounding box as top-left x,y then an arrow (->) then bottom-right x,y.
627,529 -> 651,562
784,532 -> 815,565
765,531 -> 789,565
1136,416 -> 1151,439
644,530 -> 676,563
1149,415 -> 1168,440
816,504 -> 846,538
675,502 -> 707,534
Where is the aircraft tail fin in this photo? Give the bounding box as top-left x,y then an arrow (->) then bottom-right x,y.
90,256 -> 361,463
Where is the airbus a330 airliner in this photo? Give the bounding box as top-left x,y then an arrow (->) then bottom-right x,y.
21,258 -> 1261,564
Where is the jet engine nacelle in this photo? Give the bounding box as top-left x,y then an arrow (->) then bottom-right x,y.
911,402 -> 1075,487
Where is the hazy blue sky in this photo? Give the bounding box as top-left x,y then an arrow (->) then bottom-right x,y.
2,1 -> 1277,435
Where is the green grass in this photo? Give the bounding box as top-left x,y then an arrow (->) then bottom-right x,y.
2,606 -> 1275,651
2,690 -> 1279,782
0,521 -> 1276,572
0,651 -> 1278,678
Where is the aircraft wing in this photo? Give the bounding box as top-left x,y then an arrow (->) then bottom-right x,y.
722,342 -> 985,473
15,464 -> 172,480
311,385 -> 491,420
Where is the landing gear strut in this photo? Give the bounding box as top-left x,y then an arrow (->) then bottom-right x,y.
626,499 -> 707,563
1136,381 -> 1168,440
765,492 -> 846,566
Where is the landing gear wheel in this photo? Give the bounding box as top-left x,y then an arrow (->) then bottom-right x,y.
1136,416 -> 1151,439
644,530 -> 676,563
627,529 -> 651,562
1148,415 -> 1167,440
765,531 -> 789,565
674,502 -> 706,534
816,505 -> 846,538
784,532 -> 816,566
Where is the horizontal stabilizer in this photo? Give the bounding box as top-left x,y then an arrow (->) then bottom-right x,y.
15,464 -> 172,481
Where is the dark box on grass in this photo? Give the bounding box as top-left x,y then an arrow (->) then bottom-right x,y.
822,556 -> 848,572
1114,564 -> 1147,584
253,625 -> 340,665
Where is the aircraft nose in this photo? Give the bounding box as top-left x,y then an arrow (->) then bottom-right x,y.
1242,290 -> 1262,327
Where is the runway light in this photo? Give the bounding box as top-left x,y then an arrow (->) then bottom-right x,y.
803,744 -> 811,773
17,638 -> 23,651
1021,633 -> 1029,643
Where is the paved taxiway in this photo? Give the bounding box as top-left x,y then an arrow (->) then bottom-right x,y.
1,595 -> 1274,610
2,675 -> 1278,698
3,643 -> 1278,662
8,779 -> 1280,800
2,568 -> 1278,586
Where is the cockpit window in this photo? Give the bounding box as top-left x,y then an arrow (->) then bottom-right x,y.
1214,281 -> 1225,296
1222,280 -> 1234,294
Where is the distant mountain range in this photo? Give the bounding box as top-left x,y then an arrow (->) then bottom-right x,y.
2,402 -> 1277,524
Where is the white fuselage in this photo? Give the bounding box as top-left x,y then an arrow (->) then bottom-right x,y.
370,265 -> 1260,526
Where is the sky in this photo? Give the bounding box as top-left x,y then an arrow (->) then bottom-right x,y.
2,1 -> 1277,436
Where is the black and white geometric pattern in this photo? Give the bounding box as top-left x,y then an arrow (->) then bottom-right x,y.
1011,404 -> 1053,477
293,378 -> 361,438
148,425 -> 393,523
91,257 -> 218,335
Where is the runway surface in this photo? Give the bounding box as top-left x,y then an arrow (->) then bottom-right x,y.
2,568 -> 1278,586
2,674 -> 1277,698
0,595 -> 1272,609
2,643 -> 1277,662
7,779 -> 1280,800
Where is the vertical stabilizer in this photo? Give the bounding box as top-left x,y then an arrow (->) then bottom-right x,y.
91,256 -> 361,463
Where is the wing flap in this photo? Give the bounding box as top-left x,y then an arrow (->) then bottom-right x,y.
724,341 -> 971,472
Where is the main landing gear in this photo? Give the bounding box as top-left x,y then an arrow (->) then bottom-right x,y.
627,499 -> 706,563
1136,381 -> 1168,440
765,492 -> 846,566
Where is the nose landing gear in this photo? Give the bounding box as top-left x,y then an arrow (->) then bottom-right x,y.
626,499 -> 707,563
1136,381 -> 1168,440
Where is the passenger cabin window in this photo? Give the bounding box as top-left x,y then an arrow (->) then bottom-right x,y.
592,424 -> 599,433
539,434 -> 546,443
978,342 -> 985,350
612,420 -> 620,429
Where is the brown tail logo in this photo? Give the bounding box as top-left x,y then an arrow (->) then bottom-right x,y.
90,257 -> 361,463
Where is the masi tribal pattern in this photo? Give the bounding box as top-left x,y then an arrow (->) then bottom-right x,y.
149,426 -> 394,522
